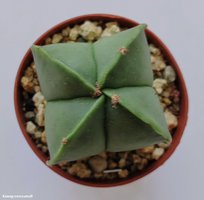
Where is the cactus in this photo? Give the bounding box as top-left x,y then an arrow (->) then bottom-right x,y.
31,24 -> 171,165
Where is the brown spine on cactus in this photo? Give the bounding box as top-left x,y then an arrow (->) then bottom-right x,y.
93,83 -> 102,97
119,47 -> 128,55
61,138 -> 68,145
111,94 -> 120,108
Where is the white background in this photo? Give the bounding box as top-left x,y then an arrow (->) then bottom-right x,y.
0,0 -> 203,200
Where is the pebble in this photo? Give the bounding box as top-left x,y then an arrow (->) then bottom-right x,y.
152,148 -> 165,160
34,131 -> 42,139
108,160 -> 118,169
152,59 -> 166,71
32,92 -> 45,106
21,77 -> 34,93
88,156 -> 107,173
69,25 -> 80,41
35,103 -> 45,127
41,146 -> 48,153
153,78 -> 167,94
62,27 -> 70,37
41,131 -> 47,144
101,22 -> 121,37
80,21 -> 102,41
118,158 -> 126,168
164,66 -> 176,82
45,37 -> 52,45
132,154 -> 142,164
118,169 -> 129,178
52,34 -> 63,44
158,141 -> 171,149
137,158 -> 148,170
34,86 -> 40,93
137,146 -> 154,154
149,44 -> 161,56
164,109 -> 178,130
26,121 -> 37,134
68,163 -> 91,178
25,111 -> 35,119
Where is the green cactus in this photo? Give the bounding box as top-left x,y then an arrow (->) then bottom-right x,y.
31,24 -> 171,165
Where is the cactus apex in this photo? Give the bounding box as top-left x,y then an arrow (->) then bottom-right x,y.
61,137 -> 68,145
93,82 -> 102,97
111,94 -> 120,108
118,47 -> 128,55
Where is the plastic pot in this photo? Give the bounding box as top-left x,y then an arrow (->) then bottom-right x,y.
14,14 -> 188,187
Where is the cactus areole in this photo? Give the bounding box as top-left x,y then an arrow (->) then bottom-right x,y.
31,24 -> 172,165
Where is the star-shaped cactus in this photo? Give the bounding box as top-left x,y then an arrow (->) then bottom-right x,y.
31,24 -> 171,165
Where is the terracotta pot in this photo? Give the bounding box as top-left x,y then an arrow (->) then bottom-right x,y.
14,14 -> 188,187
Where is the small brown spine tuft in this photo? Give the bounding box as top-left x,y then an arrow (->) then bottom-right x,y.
111,94 -> 120,108
61,137 -> 68,145
119,47 -> 128,55
93,83 -> 102,97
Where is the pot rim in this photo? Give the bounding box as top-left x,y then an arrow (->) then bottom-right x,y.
14,13 -> 188,187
